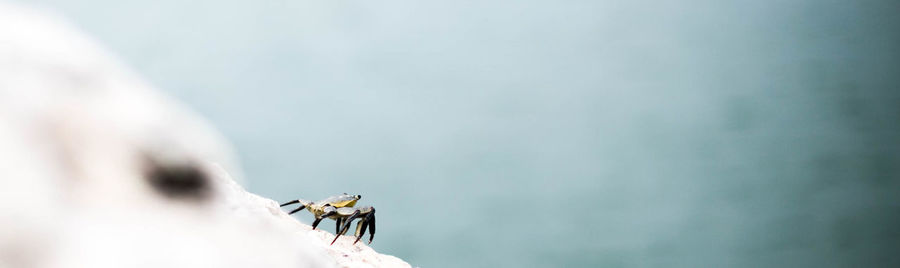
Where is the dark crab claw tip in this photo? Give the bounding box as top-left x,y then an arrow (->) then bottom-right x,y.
353,220 -> 368,245
353,230 -> 363,244
280,200 -> 299,207
354,229 -> 364,244
367,215 -> 376,244
330,234 -> 340,245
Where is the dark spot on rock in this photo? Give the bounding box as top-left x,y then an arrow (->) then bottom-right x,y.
144,157 -> 210,201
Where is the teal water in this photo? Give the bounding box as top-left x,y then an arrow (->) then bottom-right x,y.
19,0 -> 900,267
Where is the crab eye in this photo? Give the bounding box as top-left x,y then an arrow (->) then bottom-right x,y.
356,195 -> 362,199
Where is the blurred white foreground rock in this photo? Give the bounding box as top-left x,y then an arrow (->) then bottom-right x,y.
0,3 -> 410,268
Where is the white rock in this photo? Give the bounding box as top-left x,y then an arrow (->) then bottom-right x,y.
0,3 -> 411,268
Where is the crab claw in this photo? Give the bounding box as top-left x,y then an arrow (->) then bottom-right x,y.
366,212 -> 375,244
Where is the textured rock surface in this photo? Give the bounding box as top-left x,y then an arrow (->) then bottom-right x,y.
215,167 -> 412,268
0,3 -> 410,268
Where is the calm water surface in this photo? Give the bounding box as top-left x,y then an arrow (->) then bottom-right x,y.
19,0 -> 900,266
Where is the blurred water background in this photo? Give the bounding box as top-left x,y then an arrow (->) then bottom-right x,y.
15,0 -> 900,267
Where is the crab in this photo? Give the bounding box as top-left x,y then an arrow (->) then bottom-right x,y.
280,194 -> 376,245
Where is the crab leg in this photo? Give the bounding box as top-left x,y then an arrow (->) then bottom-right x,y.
312,211 -> 336,230
332,211 -> 362,245
279,200 -> 300,207
335,218 -> 343,234
288,205 -> 307,215
353,219 -> 368,244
